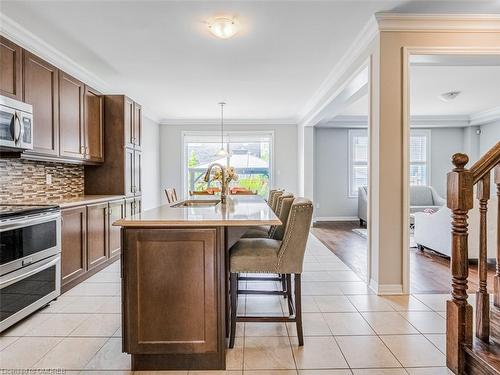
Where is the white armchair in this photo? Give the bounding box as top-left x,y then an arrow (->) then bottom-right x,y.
414,196 -> 498,259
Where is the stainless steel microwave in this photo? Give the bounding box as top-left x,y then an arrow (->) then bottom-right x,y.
0,95 -> 33,151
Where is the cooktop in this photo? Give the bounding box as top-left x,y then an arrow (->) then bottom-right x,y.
0,204 -> 60,219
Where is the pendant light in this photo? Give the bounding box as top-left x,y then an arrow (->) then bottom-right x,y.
216,102 -> 228,157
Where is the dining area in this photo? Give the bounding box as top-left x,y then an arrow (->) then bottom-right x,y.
116,174 -> 313,370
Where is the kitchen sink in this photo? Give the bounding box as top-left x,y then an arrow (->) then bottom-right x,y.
172,199 -> 220,207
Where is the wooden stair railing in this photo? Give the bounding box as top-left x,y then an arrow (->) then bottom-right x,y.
447,141 -> 500,375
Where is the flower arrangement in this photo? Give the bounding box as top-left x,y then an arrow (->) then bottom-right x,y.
212,166 -> 238,186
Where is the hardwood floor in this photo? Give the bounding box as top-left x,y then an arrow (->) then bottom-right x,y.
311,221 -> 496,294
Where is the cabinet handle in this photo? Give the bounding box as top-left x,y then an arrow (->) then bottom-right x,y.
80,145 -> 85,154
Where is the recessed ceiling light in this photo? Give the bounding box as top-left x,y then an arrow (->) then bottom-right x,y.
208,17 -> 240,39
439,91 -> 461,102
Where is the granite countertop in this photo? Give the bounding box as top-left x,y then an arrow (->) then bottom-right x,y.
114,195 -> 281,227
31,195 -> 126,209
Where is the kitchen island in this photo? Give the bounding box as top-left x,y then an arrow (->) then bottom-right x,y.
113,195 -> 280,370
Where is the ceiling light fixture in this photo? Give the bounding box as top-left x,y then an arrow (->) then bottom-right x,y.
208,17 -> 240,39
216,102 -> 228,157
439,91 -> 461,102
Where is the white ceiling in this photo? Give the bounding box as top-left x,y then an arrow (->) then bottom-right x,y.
0,0 -> 419,122
339,63 -> 500,118
2,1 -> 499,123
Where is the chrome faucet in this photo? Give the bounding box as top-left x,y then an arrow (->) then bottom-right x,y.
204,163 -> 227,204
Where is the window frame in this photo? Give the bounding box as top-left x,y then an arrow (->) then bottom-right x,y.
181,130 -> 275,198
409,129 -> 431,187
348,129 -> 369,198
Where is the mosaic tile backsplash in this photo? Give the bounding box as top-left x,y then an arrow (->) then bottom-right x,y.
0,159 -> 84,203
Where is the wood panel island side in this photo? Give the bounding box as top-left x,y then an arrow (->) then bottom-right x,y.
113,195 -> 280,370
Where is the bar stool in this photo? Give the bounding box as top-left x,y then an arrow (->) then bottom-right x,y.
229,198 -> 313,348
242,192 -> 293,239
165,188 -> 178,203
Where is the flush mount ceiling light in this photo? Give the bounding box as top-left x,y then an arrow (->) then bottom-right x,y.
208,17 -> 240,39
439,91 -> 461,102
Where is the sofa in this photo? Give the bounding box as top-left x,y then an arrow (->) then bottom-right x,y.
414,196 -> 498,259
357,185 -> 446,226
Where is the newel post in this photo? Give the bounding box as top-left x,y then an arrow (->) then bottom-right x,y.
446,153 -> 474,374
494,164 -> 500,307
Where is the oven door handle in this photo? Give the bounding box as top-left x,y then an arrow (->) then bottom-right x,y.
0,256 -> 59,289
0,212 -> 61,232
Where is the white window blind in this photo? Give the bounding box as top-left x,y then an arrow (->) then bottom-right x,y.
348,129 -> 368,197
409,130 -> 430,186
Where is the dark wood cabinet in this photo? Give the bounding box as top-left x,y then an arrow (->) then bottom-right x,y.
133,102 -> 142,149
61,206 -> 87,286
87,202 -> 108,270
125,96 -> 134,148
0,36 -> 22,100
23,51 -> 59,156
84,95 -> 142,201
108,199 -> 124,258
133,150 -> 142,195
59,72 -> 85,160
84,86 -> 104,162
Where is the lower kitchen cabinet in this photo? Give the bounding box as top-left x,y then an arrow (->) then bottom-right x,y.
125,196 -> 142,217
61,198 -> 125,291
108,199 -> 124,258
87,202 -> 108,271
61,206 -> 87,286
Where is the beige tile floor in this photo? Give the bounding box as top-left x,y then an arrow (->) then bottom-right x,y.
0,234 -> 453,374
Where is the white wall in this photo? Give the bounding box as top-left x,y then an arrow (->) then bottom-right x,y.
141,117 -> 162,210
480,120 -> 500,155
314,128 -> 357,219
160,123 -> 298,204
313,126 -> 465,219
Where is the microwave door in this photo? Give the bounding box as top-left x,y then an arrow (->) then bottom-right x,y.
0,107 -> 17,148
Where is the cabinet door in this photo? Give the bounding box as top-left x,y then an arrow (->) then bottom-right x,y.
0,36 -> 22,100
125,147 -> 134,196
133,102 -> 142,149
134,197 -> 142,215
84,85 -> 104,162
124,97 -> 134,148
87,202 -> 108,270
108,200 -> 124,258
23,51 -> 59,156
133,150 -> 142,195
61,206 -> 87,286
124,197 -> 135,217
59,72 -> 85,159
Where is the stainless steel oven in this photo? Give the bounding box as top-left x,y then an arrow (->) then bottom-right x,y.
0,205 -> 61,332
0,95 -> 33,151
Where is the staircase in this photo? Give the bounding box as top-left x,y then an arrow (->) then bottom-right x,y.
446,141 -> 500,375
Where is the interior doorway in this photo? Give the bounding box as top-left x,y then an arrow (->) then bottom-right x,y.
405,53 -> 500,293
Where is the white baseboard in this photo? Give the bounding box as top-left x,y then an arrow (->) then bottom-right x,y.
314,216 -> 359,222
369,279 -> 404,295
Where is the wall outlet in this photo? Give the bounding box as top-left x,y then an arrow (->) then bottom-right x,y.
46,174 -> 52,185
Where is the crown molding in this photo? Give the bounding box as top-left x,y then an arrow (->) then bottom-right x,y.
159,118 -> 297,126
376,13 -> 500,32
320,114 -> 480,128
469,106 -> 500,126
298,15 -> 379,126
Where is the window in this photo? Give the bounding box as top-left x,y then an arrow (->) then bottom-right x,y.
348,129 -> 430,197
183,131 -> 273,198
348,129 -> 368,197
409,130 -> 430,186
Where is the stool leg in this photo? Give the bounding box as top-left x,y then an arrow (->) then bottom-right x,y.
286,274 -> 293,316
229,273 -> 238,349
281,274 -> 287,298
294,273 -> 304,346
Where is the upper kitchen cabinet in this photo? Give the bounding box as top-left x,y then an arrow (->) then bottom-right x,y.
23,51 -> 59,157
59,72 -> 85,160
0,36 -> 22,100
84,95 -> 142,196
124,97 -> 141,149
84,86 -> 104,162
133,102 -> 142,149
